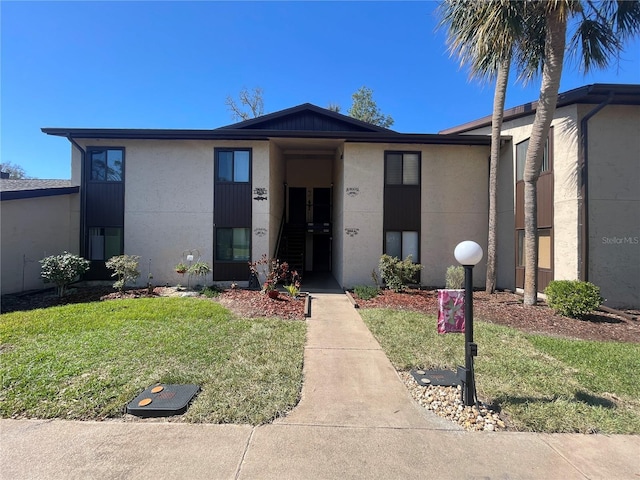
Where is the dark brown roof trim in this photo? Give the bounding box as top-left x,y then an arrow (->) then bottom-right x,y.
1,186 -> 79,201
440,83 -> 640,134
41,127 -> 492,146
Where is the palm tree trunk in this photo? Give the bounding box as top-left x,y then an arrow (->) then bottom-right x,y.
523,7 -> 566,306
486,60 -> 510,294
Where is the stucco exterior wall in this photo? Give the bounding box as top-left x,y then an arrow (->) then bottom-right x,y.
74,138 -> 268,287
338,143 -> 490,289
339,143 -> 385,288
267,143 -> 285,260
471,105 -> 582,289
584,104 -> 640,307
420,145 -> 489,287
332,149 -> 345,286
1,193 -> 79,294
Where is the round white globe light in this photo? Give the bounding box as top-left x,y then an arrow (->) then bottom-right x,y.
454,241 -> 484,266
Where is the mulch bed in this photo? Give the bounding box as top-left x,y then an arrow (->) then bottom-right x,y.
351,289 -> 639,344
2,286 -> 638,342
0,286 -> 307,321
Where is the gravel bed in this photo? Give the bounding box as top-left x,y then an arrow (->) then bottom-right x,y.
399,371 -> 506,432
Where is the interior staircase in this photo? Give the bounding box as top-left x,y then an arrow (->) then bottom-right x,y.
277,223 -> 305,274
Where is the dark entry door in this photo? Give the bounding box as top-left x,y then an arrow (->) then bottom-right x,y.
289,188 -> 306,225
313,235 -> 331,272
313,188 -> 331,224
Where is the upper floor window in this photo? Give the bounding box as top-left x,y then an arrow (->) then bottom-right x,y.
516,136 -> 550,182
385,152 -> 420,185
215,149 -> 250,183
89,148 -> 123,181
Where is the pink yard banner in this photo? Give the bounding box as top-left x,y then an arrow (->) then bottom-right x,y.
437,289 -> 465,334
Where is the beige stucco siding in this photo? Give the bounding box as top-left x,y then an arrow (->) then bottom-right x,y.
476,105 -> 582,288
1,193 -> 79,294
339,143 -> 385,287
332,149 -> 345,285
421,145 -> 489,287
584,104 -> 640,307
338,143 -> 489,289
74,138 -> 269,286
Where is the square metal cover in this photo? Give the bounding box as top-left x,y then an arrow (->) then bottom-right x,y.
410,369 -> 459,387
127,384 -> 200,417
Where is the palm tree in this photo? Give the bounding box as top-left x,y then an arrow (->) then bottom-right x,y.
521,0 -> 640,305
439,1 -> 526,294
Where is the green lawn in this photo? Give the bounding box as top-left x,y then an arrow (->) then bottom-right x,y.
361,309 -> 640,434
0,297 -> 306,424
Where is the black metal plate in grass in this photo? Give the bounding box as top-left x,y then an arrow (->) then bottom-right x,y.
410,369 -> 459,387
127,384 -> 200,417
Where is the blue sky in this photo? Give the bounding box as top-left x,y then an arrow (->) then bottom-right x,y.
2,1 -> 639,179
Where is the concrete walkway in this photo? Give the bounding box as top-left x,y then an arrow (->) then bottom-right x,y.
2,293 -> 639,479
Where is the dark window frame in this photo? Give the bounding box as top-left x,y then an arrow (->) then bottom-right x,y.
215,148 -> 252,184
384,151 -> 421,186
86,147 -> 125,183
384,229 -> 420,263
515,128 -> 553,183
215,227 -> 251,262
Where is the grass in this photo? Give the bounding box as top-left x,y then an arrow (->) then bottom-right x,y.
360,309 -> 640,434
0,297 -> 306,424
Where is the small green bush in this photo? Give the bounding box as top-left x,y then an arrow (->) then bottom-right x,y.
106,255 -> 140,293
445,265 -> 465,289
40,252 -> 90,297
378,254 -> 423,292
201,285 -> 221,298
354,285 -> 379,300
544,280 -> 604,318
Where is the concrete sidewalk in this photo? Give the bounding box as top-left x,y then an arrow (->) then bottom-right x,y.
2,293 -> 639,479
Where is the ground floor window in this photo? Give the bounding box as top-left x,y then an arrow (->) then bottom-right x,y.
216,228 -> 250,261
385,230 -> 419,262
517,228 -> 552,269
88,227 -> 123,261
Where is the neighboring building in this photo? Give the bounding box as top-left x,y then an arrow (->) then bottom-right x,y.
2,83 -> 635,308
1,179 -> 79,294
41,104 -> 492,291
442,83 -> 640,308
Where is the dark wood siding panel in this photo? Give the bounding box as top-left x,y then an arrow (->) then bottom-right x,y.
213,262 -> 249,281
214,184 -> 251,226
85,183 -> 124,226
253,111 -> 371,132
383,186 -> 421,231
515,182 -> 524,229
537,173 -> 553,228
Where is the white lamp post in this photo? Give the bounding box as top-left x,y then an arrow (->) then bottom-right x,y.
454,240 -> 483,406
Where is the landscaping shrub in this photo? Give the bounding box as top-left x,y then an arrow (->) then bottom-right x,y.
40,252 -> 90,297
354,285 -> 379,300
378,254 -> 423,292
544,280 -> 604,318
201,285 -> 221,298
445,265 -> 465,289
106,255 -> 141,293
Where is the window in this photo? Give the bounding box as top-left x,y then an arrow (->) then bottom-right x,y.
385,231 -> 419,262
216,149 -> 250,183
517,229 -> 552,269
216,228 -> 250,261
386,152 -> 420,185
516,137 -> 550,182
89,149 -> 123,181
88,227 -> 123,260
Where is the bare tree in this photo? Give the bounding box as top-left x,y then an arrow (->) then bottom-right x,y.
0,162 -> 30,179
225,87 -> 265,121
